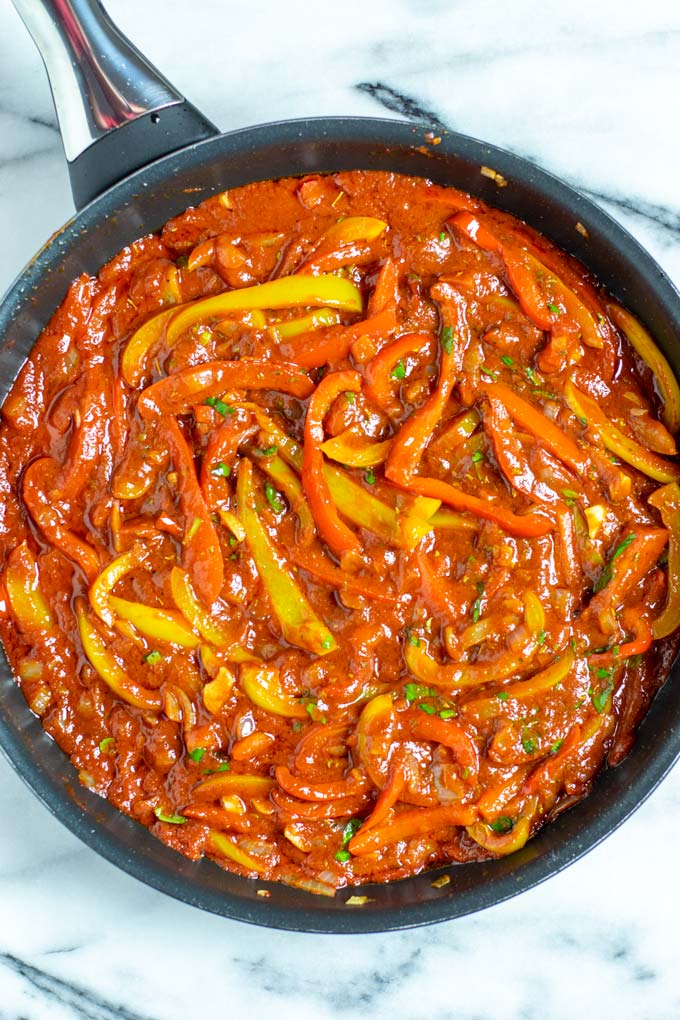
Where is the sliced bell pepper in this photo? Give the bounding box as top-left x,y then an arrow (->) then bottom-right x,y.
364,331 -> 436,412
274,765 -> 370,801
202,664 -> 236,714
502,647 -> 575,700
318,216 -> 388,246
75,598 -> 162,712
121,307 -> 176,388
4,542 -> 54,632
240,662 -> 309,719
193,771 -> 274,801
109,596 -> 200,649
208,830 -> 267,874
564,379 -> 680,484
250,448 -> 315,546
169,566 -> 234,648
348,803 -> 477,856
320,430 -> 392,468
483,380 -> 587,475
139,360 -> 313,418
302,369 -> 363,558
648,482 -> 680,638
587,527 -> 668,634
165,274 -> 363,346
237,458 -> 337,655
89,545 -> 143,626
291,545 -> 397,603
465,806 -> 535,856
409,712 -> 478,779
270,308 -> 340,339
161,416 -> 224,605
607,302 -> 680,434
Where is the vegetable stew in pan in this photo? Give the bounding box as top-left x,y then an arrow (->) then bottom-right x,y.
1,170 -> 678,895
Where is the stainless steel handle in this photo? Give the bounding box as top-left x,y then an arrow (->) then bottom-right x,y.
12,0 -> 218,208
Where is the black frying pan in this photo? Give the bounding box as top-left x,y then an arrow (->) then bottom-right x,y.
2,0 -> 679,933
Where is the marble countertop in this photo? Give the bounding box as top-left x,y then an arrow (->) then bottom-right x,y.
1,1 -> 680,1017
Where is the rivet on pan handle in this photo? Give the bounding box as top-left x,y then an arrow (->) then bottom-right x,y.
11,0 -> 219,210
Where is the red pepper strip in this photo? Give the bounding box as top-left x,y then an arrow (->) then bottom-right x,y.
138,360 -> 313,417
409,713 -> 479,781
483,380 -> 587,475
364,332 -> 435,411
22,459 -> 101,583
588,528 -> 668,620
59,368 -> 112,502
160,417 -> 223,605
393,475 -> 552,538
302,370 -> 363,558
357,759 -> 407,833
291,546 -> 397,603
452,212 -> 557,331
413,182 -> 481,213
274,766 -> 370,802
293,721 -> 350,773
589,613 -> 653,666
271,789 -> 372,820
416,547 -> 475,619
385,288 -> 468,483
523,723 -> 581,797
279,326 -> 355,369
348,803 -> 478,856
367,257 -> 399,316
484,397 -> 557,505
199,411 -> 257,509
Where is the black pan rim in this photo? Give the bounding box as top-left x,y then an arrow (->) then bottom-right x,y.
1,114 -> 679,933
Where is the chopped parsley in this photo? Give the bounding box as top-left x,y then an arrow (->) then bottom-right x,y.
364,468 -> 376,485
203,761 -> 231,775
154,806 -> 186,824
480,365 -> 498,381
521,733 -> 539,755
501,355 -> 514,367
335,849 -> 351,863
345,391 -> 356,404
591,678 -> 615,713
392,360 -> 406,380
439,231 -> 447,242
264,481 -> 285,514
439,708 -> 457,719
211,461 -> 231,477
549,738 -> 564,755
594,533 -> 635,593
547,302 -> 561,314
440,326 -> 454,354
144,650 -> 162,665
525,366 -> 541,386
471,450 -> 484,464
335,817 -> 362,860
471,585 -> 484,623
260,445 -> 278,457
321,634 -> 334,650
204,396 -> 235,417
189,748 -> 206,763
404,682 -> 437,702
418,702 -> 437,715
496,691 -> 509,701
489,816 -> 513,833
99,737 -> 115,754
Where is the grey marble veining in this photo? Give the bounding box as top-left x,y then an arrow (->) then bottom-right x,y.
1,0 -> 680,1017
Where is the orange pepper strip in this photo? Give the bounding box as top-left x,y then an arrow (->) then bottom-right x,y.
367,257 -> 399,317
483,380 -> 587,475
272,790 -> 373,820
589,613 -> 653,666
364,332 -> 436,411
274,766 -> 371,802
409,713 -> 479,781
302,370 -> 363,558
199,411 -> 257,510
588,528 -> 668,621
395,476 -> 552,538
357,759 -> 407,833
385,288 -> 468,482
348,803 -> 478,856
58,367 -> 111,502
160,417 -> 224,605
523,723 -> 581,797
416,548 -> 475,619
22,459 -> 101,583
138,360 -> 313,417
291,546 -> 398,603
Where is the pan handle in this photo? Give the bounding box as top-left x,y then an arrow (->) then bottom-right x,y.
12,0 -> 219,210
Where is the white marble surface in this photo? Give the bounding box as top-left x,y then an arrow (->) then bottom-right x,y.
1,0 -> 680,1016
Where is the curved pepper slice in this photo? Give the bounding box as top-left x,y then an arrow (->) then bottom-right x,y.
564,379 -> 680,484
302,369 -> 363,559
165,274 -> 363,346
607,302 -> 680,435
109,596 -> 200,649
648,482 -> 680,638
75,598 -> 162,712
4,542 -> 54,632
364,331 -> 435,412
209,830 -> 267,874
237,458 -> 337,655
348,803 -> 478,856
121,308 -> 176,387
320,430 -> 392,468
483,380 -> 587,475
240,662 -> 309,719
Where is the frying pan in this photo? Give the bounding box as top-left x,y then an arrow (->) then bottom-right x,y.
2,0 -> 679,934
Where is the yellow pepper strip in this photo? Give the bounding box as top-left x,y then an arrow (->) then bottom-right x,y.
165,274 -> 363,346
217,509 -> 247,543
648,482 -> 680,638
321,430 -> 392,468
356,693 -> 395,778
170,566 -> 234,647
194,773 -> 274,800
237,460 -> 336,655
502,648 -> 575,700
270,308 -> 340,339
564,379 -> 680,483
89,545 -> 143,626
4,542 -> 53,632
209,830 -> 267,873
319,216 -> 388,246
607,302 -> 680,434
203,665 -> 236,713
121,308 -> 176,387
430,508 -> 478,532
109,596 -> 200,649
249,405 -> 437,550
466,799 -> 537,855
240,662 -> 309,719
75,598 -> 162,712
251,450 -> 316,545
